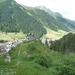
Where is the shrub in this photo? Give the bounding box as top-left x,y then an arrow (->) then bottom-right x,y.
35,54 -> 52,68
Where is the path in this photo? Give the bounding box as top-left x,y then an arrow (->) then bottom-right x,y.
13,43 -> 22,66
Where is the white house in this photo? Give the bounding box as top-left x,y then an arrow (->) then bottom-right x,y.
5,55 -> 11,62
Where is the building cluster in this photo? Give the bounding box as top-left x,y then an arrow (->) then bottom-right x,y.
0,39 -> 23,55
0,33 -> 35,62
0,39 -> 24,62
24,33 -> 35,42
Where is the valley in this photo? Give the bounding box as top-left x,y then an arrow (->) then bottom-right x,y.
0,30 -> 64,41
0,0 -> 75,75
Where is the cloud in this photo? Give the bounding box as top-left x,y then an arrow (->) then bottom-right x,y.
15,0 -> 75,20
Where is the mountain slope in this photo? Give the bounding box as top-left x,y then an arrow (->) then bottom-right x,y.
0,40 -> 51,75
0,0 -> 46,38
50,33 -> 75,53
1,40 -> 75,75
0,0 -> 75,38
36,6 -> 75,31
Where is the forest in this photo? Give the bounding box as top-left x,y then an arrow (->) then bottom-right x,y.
50,33 -> 75,53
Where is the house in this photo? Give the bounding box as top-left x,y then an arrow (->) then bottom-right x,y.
5,55 -> 11,62
12,41 -> 18,47
0,45 -> 7,54
0,42 -> 13,53
25,33 -> 35,42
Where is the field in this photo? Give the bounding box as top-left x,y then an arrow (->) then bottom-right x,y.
0,27 -> 67,42
43,26 -> 67,40
0,31 -> 25,41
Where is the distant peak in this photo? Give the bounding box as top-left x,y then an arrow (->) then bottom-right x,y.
36,6 -> 48,9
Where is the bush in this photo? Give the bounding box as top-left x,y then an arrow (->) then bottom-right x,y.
35,54 -> 52,68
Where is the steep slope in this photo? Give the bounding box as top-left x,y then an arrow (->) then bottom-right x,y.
50,33 -> 75,53
1,40 -> 75,75
0,0 -> 75,38
0,40 -> 51,75
0,0 -> 46,38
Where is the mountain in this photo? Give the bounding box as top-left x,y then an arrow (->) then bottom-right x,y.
36,6 -> 75,31
0,0 -> 46,38
0,0 -> 75,38
50,33 -> 75,53
36,6 -> 62,16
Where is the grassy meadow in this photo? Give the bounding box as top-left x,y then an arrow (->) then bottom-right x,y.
0,31 -> 26,41
43,26 -> 65,39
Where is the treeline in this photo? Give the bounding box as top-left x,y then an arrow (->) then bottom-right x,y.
0,40 -> 8,43
50,33 -> 75,53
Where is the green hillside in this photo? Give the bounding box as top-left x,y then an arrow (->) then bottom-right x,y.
0,40 -> 75,75
0,0 -> 75,38
50,33 -> 75,53
0,0 -> 46,38
0,0 -> 6,3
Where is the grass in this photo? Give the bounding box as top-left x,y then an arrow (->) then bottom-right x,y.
0,40 -> 50,75
56,33 -> 64,37
0,40 -> 75,75
43,26 -> 64,39
0,31 -> 25,41
0,27 -> 66,41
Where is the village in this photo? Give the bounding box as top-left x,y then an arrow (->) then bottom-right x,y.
0,33 -> 36,62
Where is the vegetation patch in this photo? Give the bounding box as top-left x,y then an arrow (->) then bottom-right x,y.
0,40 -> 75,75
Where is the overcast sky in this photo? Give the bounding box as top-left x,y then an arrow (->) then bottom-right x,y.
15,0 -> 75,20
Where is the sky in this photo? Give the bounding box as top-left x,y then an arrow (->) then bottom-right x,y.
15,0 -> 75,20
